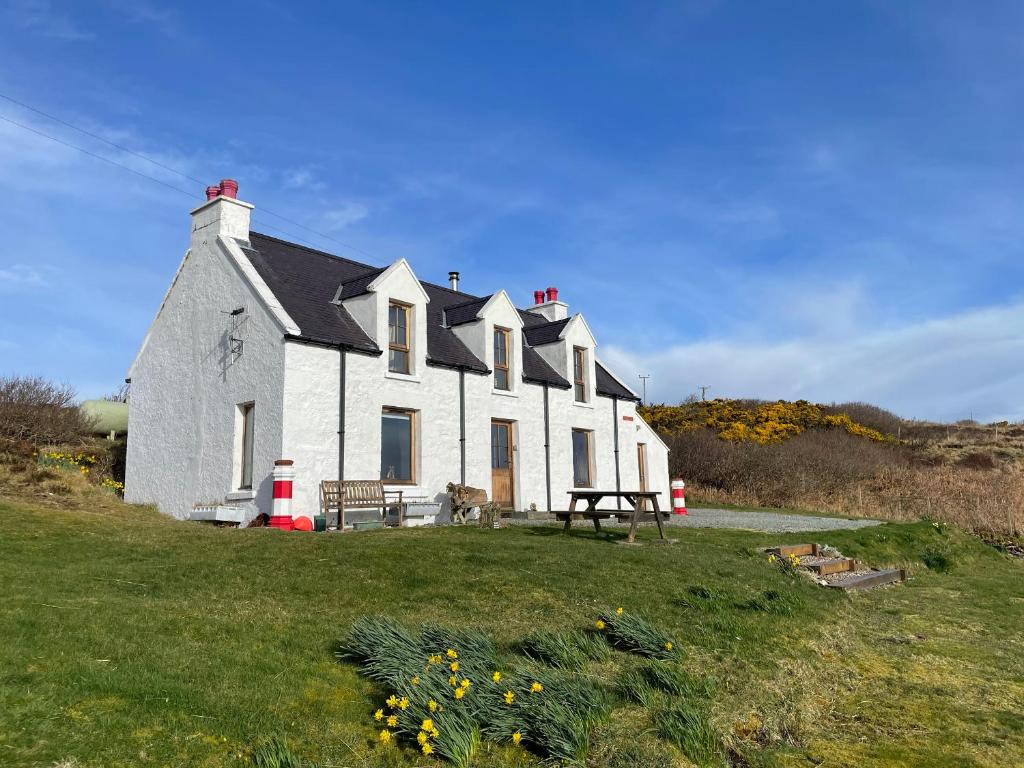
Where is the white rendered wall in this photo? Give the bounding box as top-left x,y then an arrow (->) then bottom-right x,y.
125,233 -> 286,521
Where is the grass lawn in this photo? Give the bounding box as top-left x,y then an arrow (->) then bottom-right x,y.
1,492 -> 1022,768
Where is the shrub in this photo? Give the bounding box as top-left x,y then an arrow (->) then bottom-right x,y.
0,376 -> 93,444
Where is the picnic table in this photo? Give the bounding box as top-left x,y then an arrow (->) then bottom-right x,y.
557,490 -> 667,544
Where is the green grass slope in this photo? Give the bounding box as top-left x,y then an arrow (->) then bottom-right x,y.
0,497 -> 1021,767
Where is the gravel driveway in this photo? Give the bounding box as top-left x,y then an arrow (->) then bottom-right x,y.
512,508 -> 881,534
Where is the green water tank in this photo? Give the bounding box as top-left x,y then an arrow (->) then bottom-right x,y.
80,400 -> 129,436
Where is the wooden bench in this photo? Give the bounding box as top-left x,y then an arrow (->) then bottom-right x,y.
559,490 -> 666,543
320,480 -> 404,531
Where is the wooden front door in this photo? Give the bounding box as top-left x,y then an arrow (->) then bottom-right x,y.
491,420 -> 514,508
637,443 -> 648,510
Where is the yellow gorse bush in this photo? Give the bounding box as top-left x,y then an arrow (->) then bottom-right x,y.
639,399 -> 895,445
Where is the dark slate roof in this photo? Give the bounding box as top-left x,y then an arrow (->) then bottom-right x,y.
523,317 -> 571,346
337,267 -> 386,300
242,232 -> 634,397
444,295 -> 491,326
596,362 -> 639,401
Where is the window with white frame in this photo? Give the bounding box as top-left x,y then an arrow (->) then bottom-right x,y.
238,402 -> 255,490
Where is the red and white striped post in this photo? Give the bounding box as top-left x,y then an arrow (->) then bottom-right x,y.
671,478 -> 687,515
269,459 -> 295,530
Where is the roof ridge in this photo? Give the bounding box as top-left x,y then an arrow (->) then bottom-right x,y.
249,231 -> 377,272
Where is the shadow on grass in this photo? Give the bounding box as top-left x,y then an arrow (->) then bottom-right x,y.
521,525 -> 630,542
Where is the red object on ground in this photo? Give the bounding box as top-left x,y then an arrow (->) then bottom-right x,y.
219,178 -> 239,199
292,516 -> 313,531
671,478 -> 687,515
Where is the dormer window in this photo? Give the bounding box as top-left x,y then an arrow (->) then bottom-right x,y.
493,327 -> 511,391
573,346 -> 588,402
388,302 -> 411,374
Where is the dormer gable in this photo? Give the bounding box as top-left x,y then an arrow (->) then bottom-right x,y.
448,290 -> 525,392
527,313 -> 598,403
340,258 -> 430,376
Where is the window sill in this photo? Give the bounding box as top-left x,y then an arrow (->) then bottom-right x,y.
385,371 -> 421,384
492,388 -> 518,398
226,490 -> 255,501
572,400 -> 595,410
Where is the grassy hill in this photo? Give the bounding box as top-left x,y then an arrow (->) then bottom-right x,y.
1,483 -> 1022,767
640,399 -> 1024,539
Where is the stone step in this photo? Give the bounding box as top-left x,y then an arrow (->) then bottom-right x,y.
825,568 -> 906,590
807,557 -> 857,576
768,543 -> 819,558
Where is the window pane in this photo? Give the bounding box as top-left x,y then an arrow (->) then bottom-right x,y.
389,348 -> 409,374
240,404 -> 255,489
494,368 -> 509,391
381,412 -> 413,481
389,305 -> 407,346
572,430 -> 590,487
575,382 -> 585,402
493,330 -> 506,365
491,424 -> 509,469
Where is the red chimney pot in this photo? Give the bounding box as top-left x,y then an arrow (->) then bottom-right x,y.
219,179 -> 239,199
546,286 -> 558,302
533,290 -> 545,305
205,185 -> 221,200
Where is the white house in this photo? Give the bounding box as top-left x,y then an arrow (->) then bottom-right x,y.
125,180 -> 670,525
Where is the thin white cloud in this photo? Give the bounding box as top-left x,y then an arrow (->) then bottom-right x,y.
322,200 -> 370,231
602,300 -> 1024,423
0,264 -> 52,291
283,167 -> 326,191
7,0 -> 93,40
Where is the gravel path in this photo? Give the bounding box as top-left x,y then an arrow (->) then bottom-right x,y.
511,508 -> 881,533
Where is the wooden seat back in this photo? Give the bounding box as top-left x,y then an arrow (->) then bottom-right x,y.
320,480 -> 403,530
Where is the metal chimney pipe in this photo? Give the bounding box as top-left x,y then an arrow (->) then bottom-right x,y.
448,271 -> 460,291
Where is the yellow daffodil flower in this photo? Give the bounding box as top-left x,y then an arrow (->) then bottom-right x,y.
664,642 -> 674,651
421,718 -> 433,731
398,696 -> 409,710
378,729 -> 391,744
530,681 -> 543,694
512,731 -> 523,745
386,715 -> 397,727
595,619 -> 605,630
450,661 -> 459,672
386,695 -> 398,708
374,709 -> 383,721
460,678 -> 470,689
616,607 -> 623,615
504,690 -> 515,705
492,671 -> 502,683
422,743 -> 434,756
431,727 -> 439,738
428,699 -> 438,712
417,731 -> 428,745
446,649 -> 458,659
411,676 -> 420,685
448,675 -> 458,686
454,687 -> 465,700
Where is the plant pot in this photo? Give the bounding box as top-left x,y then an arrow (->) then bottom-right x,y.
314,514 -> 327,532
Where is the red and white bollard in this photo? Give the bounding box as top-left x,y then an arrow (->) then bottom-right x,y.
671,478 -> 687,515
269,459 -> 295,530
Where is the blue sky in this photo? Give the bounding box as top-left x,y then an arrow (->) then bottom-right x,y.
1,1 -> 1022,421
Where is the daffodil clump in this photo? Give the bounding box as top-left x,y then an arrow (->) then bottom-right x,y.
37,450 -> 98,474
769,551 -> 803,574
341,616 -> 609,765
593,609 -> 678,660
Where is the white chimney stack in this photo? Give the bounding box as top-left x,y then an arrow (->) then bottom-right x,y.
191,178 -> 252,249
527,285 -> 568,322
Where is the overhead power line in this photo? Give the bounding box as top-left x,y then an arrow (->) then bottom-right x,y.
0,90 -> 380,262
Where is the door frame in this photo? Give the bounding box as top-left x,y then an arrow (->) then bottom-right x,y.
636,442 -> 648,510
490,419 -> 515,509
